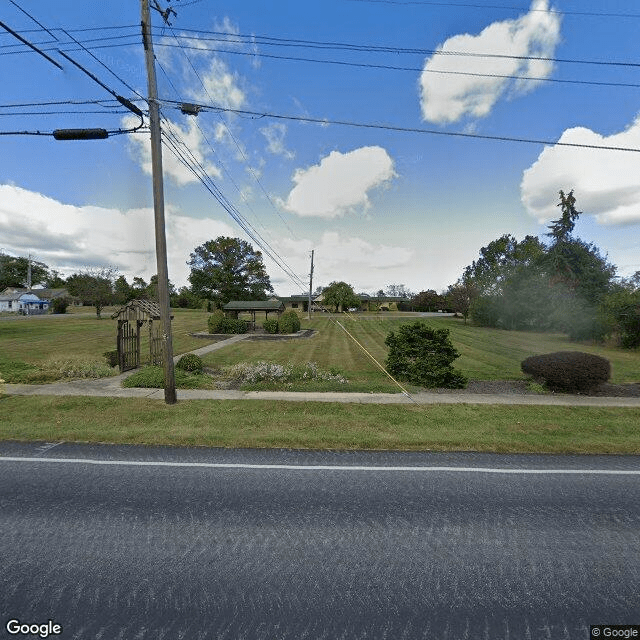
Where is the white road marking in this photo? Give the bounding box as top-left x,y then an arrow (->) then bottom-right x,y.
0,456 -> 639,475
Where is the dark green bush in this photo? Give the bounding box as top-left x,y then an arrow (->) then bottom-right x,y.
384,321 -> 467,388
521,351 -> 610,392
176,353 -> 204,373
103,350 -> 119,367
220,318 -> 248,334
279,311 -> 301,334
50,297 -> 70,314
263,318 -> 279,334
207,310 -> 225,333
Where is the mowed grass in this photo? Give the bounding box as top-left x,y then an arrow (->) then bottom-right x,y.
201,314 -> 639,387
1,395 -> 639,454
0,308 -> 214,367
1,311 -> 637,391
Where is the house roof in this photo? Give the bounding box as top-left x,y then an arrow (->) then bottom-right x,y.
0,292 -> 42,302
223,300 -> 285,311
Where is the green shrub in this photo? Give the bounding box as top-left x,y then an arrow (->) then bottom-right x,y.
278,310 -> 301,334
176,353 -> 204,373
521,351 -> 610,392
43,357 -> 117,380
263,318 -> 279,334
220,318 -> 248,334
50,297 -> 70,314
122,366 -> 210,389
104,350 -> 119,367
207,310 -> 225,333
384,321 -> 467,388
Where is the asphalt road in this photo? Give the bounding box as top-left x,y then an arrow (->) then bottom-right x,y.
1,442 -> 638,639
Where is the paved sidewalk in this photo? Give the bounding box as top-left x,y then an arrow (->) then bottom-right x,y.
4,382 -> 640,406
3,334 -> 640,406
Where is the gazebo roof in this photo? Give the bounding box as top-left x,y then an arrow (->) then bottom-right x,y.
223,300 -> 284,312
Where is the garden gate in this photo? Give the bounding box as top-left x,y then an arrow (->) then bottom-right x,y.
111,300 -> 172,372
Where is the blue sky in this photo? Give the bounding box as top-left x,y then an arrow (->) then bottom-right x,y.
1,0 -> 639,296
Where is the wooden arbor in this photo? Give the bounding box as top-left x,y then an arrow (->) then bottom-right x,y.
111,300 -> 173,372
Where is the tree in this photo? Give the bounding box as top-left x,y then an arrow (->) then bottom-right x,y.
66,267 -> 117,318
188,237 -> 273,307
113,275 -> 132,305
546,189 -> 581,244
412,290 -> 445,312
321,281 -> 360,312
0,253 -> 50,290
385,284 -> 413,298
445,280 -> 478,324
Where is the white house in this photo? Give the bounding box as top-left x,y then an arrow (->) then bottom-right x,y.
0,289 -> 49,314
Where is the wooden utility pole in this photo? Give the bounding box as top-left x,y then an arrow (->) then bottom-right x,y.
307,249 -> 314,321
141,0 -> 176,404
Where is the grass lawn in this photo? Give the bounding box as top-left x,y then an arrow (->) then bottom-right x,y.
201,315 -> 639,390
0,308 -> 213,375
1,395 -> 639,454
1,311 -> 638,392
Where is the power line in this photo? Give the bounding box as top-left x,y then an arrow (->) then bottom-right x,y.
156,44 -> 640,91
159,117 -> 308,292
162,101 -> 640,153
164,25 -> 299,240
59,29 -> 144,100
150,28 -> 640,69
5,27 -> 640,71
344,0 -> 640,19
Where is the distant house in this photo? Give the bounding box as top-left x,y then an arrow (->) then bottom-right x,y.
0,288 -> 49,314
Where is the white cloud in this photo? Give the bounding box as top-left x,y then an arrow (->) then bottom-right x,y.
521,115 -> 640,225
186,56 -> 246,110
281,146 -> 397,218
0,184 -> 234,286
260,123 -> 294,159
419,0 -> 561,124
124,115 -> 220,187
271,232 -> 414,294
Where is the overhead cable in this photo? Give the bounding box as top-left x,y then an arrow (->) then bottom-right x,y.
162,101 -> 640,153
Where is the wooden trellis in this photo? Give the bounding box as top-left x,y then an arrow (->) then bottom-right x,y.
111,300 -> 173,372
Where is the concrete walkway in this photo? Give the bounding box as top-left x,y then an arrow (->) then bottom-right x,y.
3,334 -> 640,407
4,382 -> 640,407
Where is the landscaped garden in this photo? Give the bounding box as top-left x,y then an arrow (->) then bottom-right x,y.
2,310 -> 639,454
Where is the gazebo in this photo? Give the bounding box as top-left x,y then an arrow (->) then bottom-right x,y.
111,300 -> 173,371
223,299 -> 285,330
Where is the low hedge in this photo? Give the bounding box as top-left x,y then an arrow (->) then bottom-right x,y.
521,351 -> 610,392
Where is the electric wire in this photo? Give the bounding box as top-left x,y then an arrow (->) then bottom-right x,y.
5,26 -> 640,72
159,118 -> 308,292
345,0 -> 640,19
164,26 -> 299,240
154,43 -> 640,91
162,101 -> 640,153
154,57 -> 292,272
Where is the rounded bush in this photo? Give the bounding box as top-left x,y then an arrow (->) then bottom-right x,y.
279,311 -> 301,334
384,321 -> 467,389
263,318 -> 279,334
521,351 -> 610,392
207,310 -> 225,333
176,353 -> 204,373
220,318 -> 248,334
